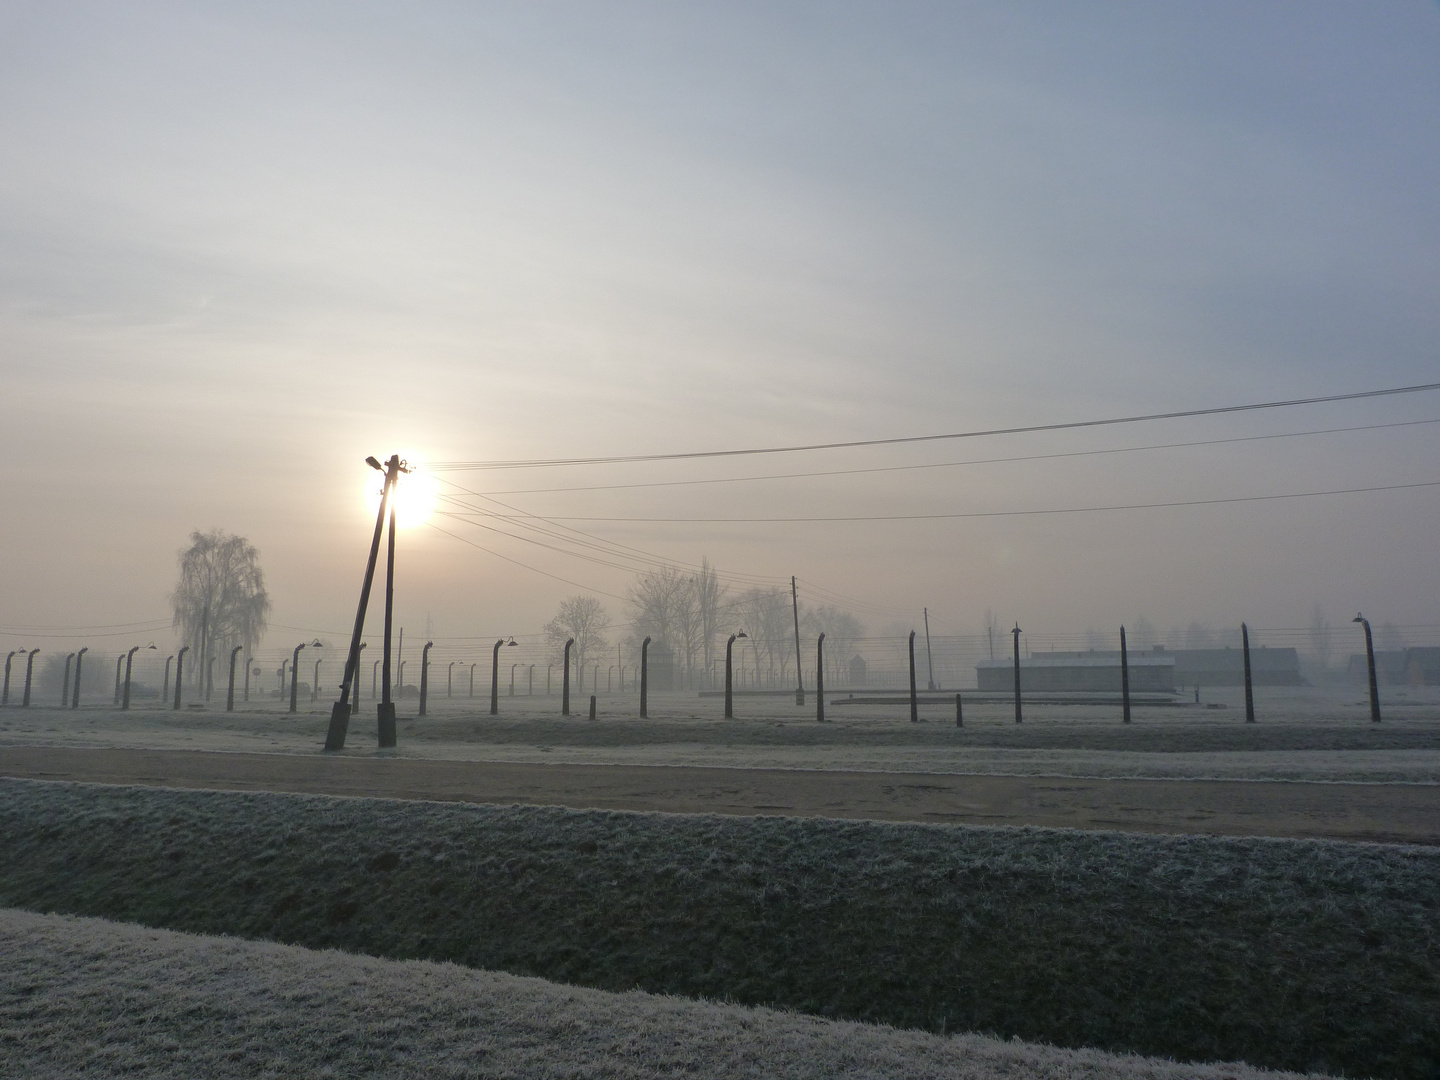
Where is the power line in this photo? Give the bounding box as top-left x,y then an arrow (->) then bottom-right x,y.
439,418 -> 1440,497
427,382 -> 1440,471
465,479 -> 1440,523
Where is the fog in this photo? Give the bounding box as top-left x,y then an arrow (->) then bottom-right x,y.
3,2 -> 1439,660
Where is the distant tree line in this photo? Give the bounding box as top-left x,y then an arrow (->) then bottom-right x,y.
541,558 -> 868,690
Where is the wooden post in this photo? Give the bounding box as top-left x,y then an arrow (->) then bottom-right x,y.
1241,622 -> 1255,724
72,647 -> 87,708
563,639 -> 574,715
956,693 -> 963,727
1011,624 -> 1023,724
908,631 -> 919,722
589,694 -> 597,720
640,637 -> 650,718
173,646 -> 188,709
816,633 -> 826,723
792,576 -> 805,705
227,645 -> 242,712
1120,625 -> 1131,724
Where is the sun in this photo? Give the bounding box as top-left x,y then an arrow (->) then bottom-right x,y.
362,465 -> 440,529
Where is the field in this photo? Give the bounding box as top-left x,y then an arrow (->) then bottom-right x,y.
1,778 -> 1436,1079
0,907 -> 1328,1080
0,686 -> 1435,1077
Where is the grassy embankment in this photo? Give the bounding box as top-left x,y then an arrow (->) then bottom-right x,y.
0,778 -> 1435,1079
0,908 -> 1331,1079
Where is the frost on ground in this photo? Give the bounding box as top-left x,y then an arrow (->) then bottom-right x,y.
2,687 -> 1439,782
0,908 -> 1330,1080
1,779 -> 1435,1078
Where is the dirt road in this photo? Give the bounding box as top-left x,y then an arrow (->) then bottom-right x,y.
1,745 -> 1434,844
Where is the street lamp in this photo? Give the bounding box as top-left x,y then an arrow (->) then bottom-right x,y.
61,652 -> 75,707
469,662 -> 476,698
122,644 -> 157,710
510,662 -> 517,697
448,661 -> 455,699
312,656 -> 323,702
72,647 -> 88,708
1353,614 -> 1381,723
243,656 -> 253,702
725,631 -> 748,719
528,665 -> 534,695
113,655 -> 125,705
491,638 -> 516,715
162,655 -> 174,704
562,639 -> 574,715
419,641 -> 434,717
290,640 -> 321,714
3,650 -> 21,706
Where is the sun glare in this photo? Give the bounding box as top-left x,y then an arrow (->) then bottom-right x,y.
362,466 -> 439,529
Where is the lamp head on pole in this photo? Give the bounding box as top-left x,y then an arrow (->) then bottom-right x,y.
505,638 -> 517,647
736,630 -> 748,640
365,456 -> 383,471
1353,613 -> 1365,624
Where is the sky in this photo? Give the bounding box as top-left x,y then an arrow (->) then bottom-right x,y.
2,0 -> 1439,662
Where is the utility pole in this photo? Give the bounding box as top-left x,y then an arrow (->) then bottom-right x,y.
326,453 -> 405,752
923,607 -> 936,690
791,576 -> 805,705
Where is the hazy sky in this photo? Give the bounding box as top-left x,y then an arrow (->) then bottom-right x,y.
3,0 -> 1439,656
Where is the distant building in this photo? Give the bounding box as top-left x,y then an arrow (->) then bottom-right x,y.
847,654 -> 867,686
976,651 -> 1174,693
1170,646 -> 1302,687
1405,647 -> 1440,686
1347,651 -> 1409,685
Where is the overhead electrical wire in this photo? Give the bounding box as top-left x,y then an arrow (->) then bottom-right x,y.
441,418 -> 1440,497
427,382 -> 1440,472
453,479 -> 1440,524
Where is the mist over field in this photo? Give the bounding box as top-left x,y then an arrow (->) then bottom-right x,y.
1,1 -> 1438,660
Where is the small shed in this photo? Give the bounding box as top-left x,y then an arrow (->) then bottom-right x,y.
847,654 -> 867,686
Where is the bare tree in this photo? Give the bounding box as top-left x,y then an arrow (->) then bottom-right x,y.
733,587 -> 790,686
171,529 -> 270,698
693,558 -> 727,688
544,595 -> 610,681
671,579 -> 704,690
627,567 -> 689,652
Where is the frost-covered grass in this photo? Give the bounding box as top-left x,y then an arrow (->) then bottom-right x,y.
3,691 -> 1439,781
1,779 -> 1435,1078
0,909 -> 1331,1080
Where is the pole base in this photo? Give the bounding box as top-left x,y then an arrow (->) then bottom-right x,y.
323,702 -> 351,751
377,702 -> 397,748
